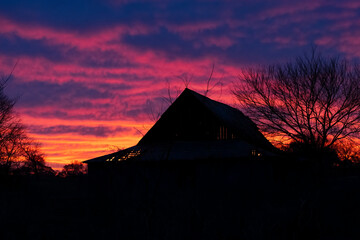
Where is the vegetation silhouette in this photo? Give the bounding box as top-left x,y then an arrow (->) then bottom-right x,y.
59,161 -> 86,177
233,48 -> 360,161
0,71 -> 52,176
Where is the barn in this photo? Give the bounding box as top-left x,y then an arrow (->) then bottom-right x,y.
83,88 -> 284,191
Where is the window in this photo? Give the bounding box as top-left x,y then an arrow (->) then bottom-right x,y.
251,149 -> 262,158
218,126 -> 228,140
106,150 -> 142,162
118,150 -> 142,161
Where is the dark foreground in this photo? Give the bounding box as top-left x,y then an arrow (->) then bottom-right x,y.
1,168 -> 360,240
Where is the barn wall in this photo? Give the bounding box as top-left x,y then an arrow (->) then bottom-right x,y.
87,158 -> 275,201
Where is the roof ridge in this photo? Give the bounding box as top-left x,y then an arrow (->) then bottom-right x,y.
183,88 -> 243,112
182,88 -> 257,127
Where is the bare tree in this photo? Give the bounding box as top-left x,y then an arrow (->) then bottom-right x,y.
202,63 -> 224,98
177,73 -> 192,91
20,141 -> 51,175
233,49 -> 360,153
0,72 -> 27,174
0,68 -> 51,175
0,122 -> 25,170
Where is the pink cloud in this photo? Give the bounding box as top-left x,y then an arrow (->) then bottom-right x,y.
257,1 -> 326,20
203,36 -> 235,49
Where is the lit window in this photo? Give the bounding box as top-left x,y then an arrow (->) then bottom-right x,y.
106,156 -> 115,162
117,150 -> 142,161
251,149 -> 262,158
251,149 -> 256,156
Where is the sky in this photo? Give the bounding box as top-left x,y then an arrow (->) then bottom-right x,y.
1,0 -> 360,170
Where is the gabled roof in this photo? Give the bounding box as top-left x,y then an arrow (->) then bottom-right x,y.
186,88 -> 266,145
138,88 -> 274,150
84,88 -> 277,164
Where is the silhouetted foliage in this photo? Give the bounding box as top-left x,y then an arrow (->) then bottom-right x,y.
0,71 -> 52,175
20,141 -> 54,176
234,49 -> 360,156
287,141 -> 340,167
59,161 -> 86,177
333,139 -> 360,163
0,73 -> 26,174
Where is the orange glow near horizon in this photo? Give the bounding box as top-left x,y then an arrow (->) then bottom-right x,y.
22,114 -> 155,170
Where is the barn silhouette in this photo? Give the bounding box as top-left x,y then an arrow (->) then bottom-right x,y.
84,88 -> 279,176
